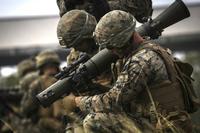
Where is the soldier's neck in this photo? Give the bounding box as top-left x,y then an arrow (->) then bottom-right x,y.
132,32 -> 145,50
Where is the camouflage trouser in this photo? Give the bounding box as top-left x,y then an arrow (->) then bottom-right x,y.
82,111 -> 194,133
65,113 -> 85,133
83,112 -> 143,133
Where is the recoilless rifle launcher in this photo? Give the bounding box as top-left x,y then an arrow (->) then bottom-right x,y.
37,0 -> 190,107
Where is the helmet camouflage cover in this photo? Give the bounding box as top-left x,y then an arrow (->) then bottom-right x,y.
108,0 -> 153,23
17,59 -> 36,78
94,10 -> 136,49
56,0 -> 67,17
36,50 -> 60,68
57,0 -> 152,23
57,9 -> 97,48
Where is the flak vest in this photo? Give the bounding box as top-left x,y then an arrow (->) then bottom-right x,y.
133,42 -> 199,114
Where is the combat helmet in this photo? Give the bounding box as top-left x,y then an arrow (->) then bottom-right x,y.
17,59 -> 36,78
94,10 -> 136,49
36,50 -> 60,69
56,0 -> 67,17
117,0 -> 153,23
57,9 -> 97,48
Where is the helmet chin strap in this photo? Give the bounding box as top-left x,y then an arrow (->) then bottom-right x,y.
112,41 -> 133,58
130,32 -> 145,51
117,33 -> 143,58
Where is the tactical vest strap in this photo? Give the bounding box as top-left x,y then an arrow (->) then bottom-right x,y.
138,42 -> 184,110
138,41 -> 199,113
139,42 -> 177,82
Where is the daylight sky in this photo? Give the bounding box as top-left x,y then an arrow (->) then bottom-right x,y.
0,0 -> 199,18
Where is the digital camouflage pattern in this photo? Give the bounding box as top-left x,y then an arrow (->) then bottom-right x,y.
78,42 -> 192,132
57,10 -> 109,133
57,10 -> 97,48
79,43 -> 168,112
94,10 -> 136,49
83,112 -> 142,133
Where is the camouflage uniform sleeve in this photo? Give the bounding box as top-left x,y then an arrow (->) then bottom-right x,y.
21,79 -> 40,116
78,49 -> 168,112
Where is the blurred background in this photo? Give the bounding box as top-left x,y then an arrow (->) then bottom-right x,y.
0,0 -> 199,93
0,0 -> 199,130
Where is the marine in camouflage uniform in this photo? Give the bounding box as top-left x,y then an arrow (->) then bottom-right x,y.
57,9 -> 113,91
19,65 -> 39,113
17,65 -> 40,133
57,10 -> 113,86
17,58 -> 36,80
16,59 -> 40,133
72,10 -> 193,133
57,10 -> 98,57
56,0 -> 153,81
21,50 -> 64,133
56,0 -> 152,23
0,59 -> 38,133
57,10 -> 112,133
